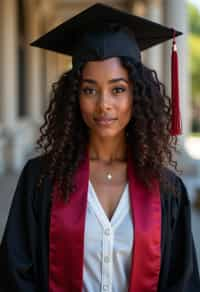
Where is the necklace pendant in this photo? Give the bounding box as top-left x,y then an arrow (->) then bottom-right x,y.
107,173 -> 112,180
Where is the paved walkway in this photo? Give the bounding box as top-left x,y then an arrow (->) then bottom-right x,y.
0,171 -> 200,271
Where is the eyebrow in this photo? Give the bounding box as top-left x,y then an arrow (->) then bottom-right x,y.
81,78 -> 129,84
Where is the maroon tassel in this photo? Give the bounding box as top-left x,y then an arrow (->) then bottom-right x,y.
170,31 -> 182,136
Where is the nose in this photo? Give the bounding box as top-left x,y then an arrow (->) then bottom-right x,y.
97,91 -> 112,111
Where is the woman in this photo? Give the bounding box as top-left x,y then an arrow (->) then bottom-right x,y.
0,3 -> 199,292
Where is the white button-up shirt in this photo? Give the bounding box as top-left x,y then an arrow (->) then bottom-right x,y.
83,180 -> 134,292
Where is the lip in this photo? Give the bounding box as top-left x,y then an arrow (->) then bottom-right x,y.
94,118 -> 117,126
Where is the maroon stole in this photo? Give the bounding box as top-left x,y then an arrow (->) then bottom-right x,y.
49,149 -> 161,292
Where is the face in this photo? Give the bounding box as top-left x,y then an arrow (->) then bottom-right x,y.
79,57 -> 133,139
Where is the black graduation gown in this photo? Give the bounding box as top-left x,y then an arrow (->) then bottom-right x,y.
0,156 -> 199,292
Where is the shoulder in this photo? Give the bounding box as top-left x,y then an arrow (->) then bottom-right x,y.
15,154 -> 53,214
158,168 -> 192,236
21,154 -> 50,182
159,167 -> 191,211
23,154 -> 47,173
160,167 -> 188,197
17,154 -> 50,193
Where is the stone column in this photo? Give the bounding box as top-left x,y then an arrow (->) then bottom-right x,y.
0,1 -> 4,173
144,0 -> 163,81
25,1 -> 44,123
1,0 -> 18,128
0,0 -> 19,172
131,0 -> 146,16
0,1 -> 3,123
163,0 -> 190,138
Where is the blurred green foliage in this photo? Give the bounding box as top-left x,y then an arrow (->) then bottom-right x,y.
188,3 -> 200,132
189,3 -> 200,34
189,34 -> 200,103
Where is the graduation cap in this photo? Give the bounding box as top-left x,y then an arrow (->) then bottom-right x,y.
30,3 -> 183,135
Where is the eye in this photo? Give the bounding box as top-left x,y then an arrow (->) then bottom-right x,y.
81,87 -> 97,95
112,87 -> 126,94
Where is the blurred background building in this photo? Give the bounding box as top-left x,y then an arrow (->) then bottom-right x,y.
0,0 -> 200,265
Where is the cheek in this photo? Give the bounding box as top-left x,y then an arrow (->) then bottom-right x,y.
79,98 -> 95,122
119,98 -> 133,119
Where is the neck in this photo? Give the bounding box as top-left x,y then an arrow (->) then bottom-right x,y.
88,133 -> 128,164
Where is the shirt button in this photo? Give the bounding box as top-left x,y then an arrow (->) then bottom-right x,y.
104,256 -> 110,263
104,228 -> 110,235
103,284 -> 109,291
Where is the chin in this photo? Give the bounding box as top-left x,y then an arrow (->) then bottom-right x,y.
92,128 -> 124,138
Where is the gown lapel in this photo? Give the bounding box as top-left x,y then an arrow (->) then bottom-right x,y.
49,151 -> 89,292
127,151 -> 161,292
49,149 -> 161,292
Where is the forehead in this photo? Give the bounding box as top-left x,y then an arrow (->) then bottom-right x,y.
81,57 -> 128,79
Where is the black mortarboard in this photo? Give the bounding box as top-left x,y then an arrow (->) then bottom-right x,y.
30,3 -> 181,65
30,2 -> 183,135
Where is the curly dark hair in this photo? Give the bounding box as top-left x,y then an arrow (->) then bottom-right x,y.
35,56 -> 179,200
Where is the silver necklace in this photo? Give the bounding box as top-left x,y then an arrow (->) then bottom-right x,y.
90,155 -> 127,181
90,157 -> 113,181
106,172 -> 112,180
